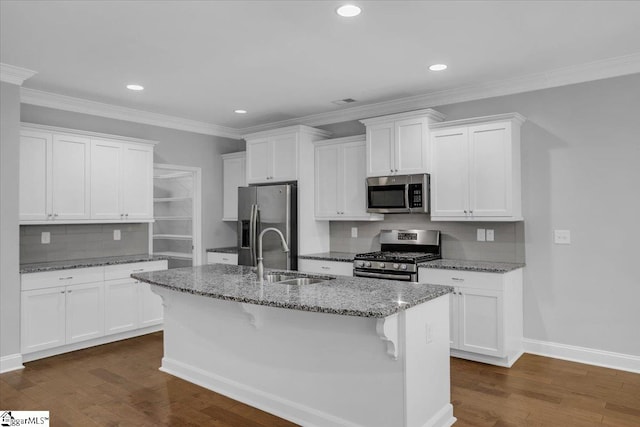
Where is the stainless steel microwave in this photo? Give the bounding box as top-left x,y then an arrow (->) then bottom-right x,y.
366,173 -> 430,214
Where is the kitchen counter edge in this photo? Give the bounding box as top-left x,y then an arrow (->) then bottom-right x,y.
20,254 -> 170,274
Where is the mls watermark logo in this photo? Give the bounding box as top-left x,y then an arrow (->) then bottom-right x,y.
1,411 -> 50,426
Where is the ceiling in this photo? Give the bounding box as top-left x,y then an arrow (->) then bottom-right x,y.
2,0 -> 640,136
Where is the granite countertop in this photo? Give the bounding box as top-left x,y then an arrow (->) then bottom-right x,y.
419,259 -> 525,273
132,264 -> 452,318
206,246 -> 238,254
20,254 -> 170,274
298,252 -> 358,262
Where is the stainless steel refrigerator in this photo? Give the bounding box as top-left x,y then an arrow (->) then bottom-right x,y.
237,183 -> 297,270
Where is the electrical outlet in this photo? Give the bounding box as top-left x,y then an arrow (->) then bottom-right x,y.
554,229 -> 571,245
114,229 -> 121,241
486,229 -> 495,242
351,227 -> 358,238
477,228 -> 486,242
41,232 -> 50,244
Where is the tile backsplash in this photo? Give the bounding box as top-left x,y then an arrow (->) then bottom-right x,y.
330,215 -> 525,263
20,223 -> 149,264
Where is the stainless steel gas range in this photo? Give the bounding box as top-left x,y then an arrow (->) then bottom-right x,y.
353,229 -> 441,282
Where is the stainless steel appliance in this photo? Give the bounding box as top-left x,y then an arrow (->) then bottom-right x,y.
237,183 -> 297,270
353,229 -> 440,282
366,173 -> 430,214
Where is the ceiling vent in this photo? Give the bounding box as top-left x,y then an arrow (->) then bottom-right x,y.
332,98 -> 357,105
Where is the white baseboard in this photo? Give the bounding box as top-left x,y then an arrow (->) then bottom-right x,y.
422,403 -> 456,427
523,338 -> 640,374
0,353 -> 25,373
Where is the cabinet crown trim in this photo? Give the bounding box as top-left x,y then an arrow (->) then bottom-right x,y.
221,151 -> 246,160
429,113 -> 526,129
21,122 -> 159,146
242,125 -> 331,140
313,135 -> 365,146
359,108 -> 446,125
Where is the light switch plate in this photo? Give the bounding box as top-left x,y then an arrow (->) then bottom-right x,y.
477,228 -> 486,242
554,229 -> 571,245
114,229 -> 121,241
41,232 -> 50,244
351,227 -> 358,238
486,229 -> 495,242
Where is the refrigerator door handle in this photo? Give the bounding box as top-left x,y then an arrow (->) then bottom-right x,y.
249,204 -> 255,266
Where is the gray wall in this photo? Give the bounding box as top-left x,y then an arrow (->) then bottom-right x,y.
20,104 -> 245,262
20,224 -> 149,264
1,81 -> 21,359
327,74 -> 640,356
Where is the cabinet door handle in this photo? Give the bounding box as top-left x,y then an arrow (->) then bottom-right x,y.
451,277 -> 464,282
59,276 -> 73,280
67,290 -> 72,293
60,290 -> 65,294
53,213 -> 58,217
125,213 -> 129,217
321,266 -> 330,270
47,213 -> 52,219
222,257 -> 229,261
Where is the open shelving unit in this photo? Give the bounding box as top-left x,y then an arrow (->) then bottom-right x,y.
151,164 -> 202,268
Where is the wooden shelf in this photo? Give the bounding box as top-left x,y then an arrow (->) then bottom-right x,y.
154,196 -> 192,202
153,234 -> 192,240
154,251 -> 193,260
154,171 -> 192,179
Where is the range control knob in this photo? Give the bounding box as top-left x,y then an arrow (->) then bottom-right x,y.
400,264 -> 407,271
356,261 -> 364,268
379,263 -> 385,269
393,263 -> 400,269
364,261 -> 372,268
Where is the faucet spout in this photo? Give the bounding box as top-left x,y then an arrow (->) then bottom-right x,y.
256,227 -> 289,280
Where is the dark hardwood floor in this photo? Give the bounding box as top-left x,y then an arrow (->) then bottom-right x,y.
1,332 -> 638,426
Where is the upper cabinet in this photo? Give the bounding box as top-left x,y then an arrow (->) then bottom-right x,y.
360,109 -> 446,177
222,151 -> 246,221
430,113 -> 526,221
243,126 -> 331,185
314,136 -> 383,221
19,124 -> 157,224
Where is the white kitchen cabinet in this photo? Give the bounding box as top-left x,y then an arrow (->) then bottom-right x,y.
222,152 -> 246,221
19,129 -> 91,221
104,278 -> 139,335
314,136 -> 383,221
139,282 -> 164,328
360,109 -> 445,177
20,124 -> 157,224
245,134 -> 297,183
65,282 -> 105,344
298,258 -> 353,276
430,113 -> 525,221
419,267 -> 523,367
207,252 -> 238,265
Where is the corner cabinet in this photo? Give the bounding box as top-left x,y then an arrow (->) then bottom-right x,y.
419,267 -> 523,367
360,109 -> 446,177
430,113 -> 525,221
19,124 -> 157,224
244,126 -> 331,184
314,136 -> 383,221
221,152 -> 246,221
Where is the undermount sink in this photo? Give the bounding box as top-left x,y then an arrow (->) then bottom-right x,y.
262,273 -> 333,285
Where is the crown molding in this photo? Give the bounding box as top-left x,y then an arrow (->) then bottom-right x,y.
242,124 -> 332,140
15,53 -> 640,140
238,52 -> 640,134
430,112 -> 527,129
20,87 -> 243,139
0,63 -> 37,86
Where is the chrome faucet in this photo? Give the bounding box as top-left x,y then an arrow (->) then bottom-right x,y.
256,227 -> 289,280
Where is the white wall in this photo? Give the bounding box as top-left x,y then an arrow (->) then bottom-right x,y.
20,104 -> 245,261
0,81 -> 21,360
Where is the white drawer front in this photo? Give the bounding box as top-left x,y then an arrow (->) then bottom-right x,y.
419,268 -> 503,290
22,267 -> 104,291
104,260 -> 168,280
207,252 -> 238,265
298,259 -> 353,277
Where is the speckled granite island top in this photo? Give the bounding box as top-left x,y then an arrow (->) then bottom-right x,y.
298,251 -> 358,262
205,246 -> 238,254
132,264 -> 453,318
20,254 -> 169,274
419,259 -> 525,273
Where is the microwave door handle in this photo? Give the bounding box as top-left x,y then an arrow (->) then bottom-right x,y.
405,184 -> 410,210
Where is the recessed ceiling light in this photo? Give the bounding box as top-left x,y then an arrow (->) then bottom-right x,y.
428,64 -> 448,71
126,84 -> 144,91
234,109 -> 247,114
336,4 -> 361,17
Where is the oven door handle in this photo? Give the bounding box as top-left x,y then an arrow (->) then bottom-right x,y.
355,270 -> 414,281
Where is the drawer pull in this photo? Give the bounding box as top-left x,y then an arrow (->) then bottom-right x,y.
321,266 -> 330,270
59,276 -> 73,280
132,269 -> 145,272
451,277 -> 464,282
222,258 -> 229,261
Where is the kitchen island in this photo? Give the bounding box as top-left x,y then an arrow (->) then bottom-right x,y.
132,264 -> 455,427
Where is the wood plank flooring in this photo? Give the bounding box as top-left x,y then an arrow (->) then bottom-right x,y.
1,332 -> 638,426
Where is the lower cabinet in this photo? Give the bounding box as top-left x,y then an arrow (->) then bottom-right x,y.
298,258 -> 354,276
207,252 -> 238,265
21,260 -> 167,358
419,267 -> 523,367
